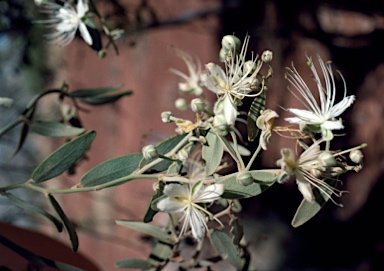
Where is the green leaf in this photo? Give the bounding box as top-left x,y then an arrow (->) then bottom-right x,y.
217,134 -> 239,164
48,194 -> 79,252
67,84 -> 123,98
80,153 -> 143,187
210,230 -> 244,270
2,192 -> 63,232
0,117 -> 23,139
147,241 -> 173,267
247,93 -> 266,142
220,170 -> 279,199
202,130 -> 224,175
12,107 -> 35,157
115,258 -> 152,269
31,131 -> 96,183
140,134 -> 187,173
79,91 -> 132,105
30,121 -> 85,137
115,220 -> 174,244
229,218 -> 244,247
143,181 -> 165,223
291,182 -> 334,227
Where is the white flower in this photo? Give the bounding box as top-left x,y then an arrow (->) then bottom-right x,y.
0,97 -> 13,107
276,142 -> 343,203
285,55 -> 355,139
170,49 -> 203,95
201,35 -> 261,125
36,0 -> 93,46
156,181 -> 224,240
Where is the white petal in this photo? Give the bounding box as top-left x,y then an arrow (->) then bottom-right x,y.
193,184 -> 224,203
157,197 -> 186,212
297,178 -> 314,202
76,0 -> 87,17
163,183 -> 189,198
188,206 -> 207,239
328,95 -> 355,118
79,22 -> 93,45
223,95 -> 237,125
286,108 -> 323,124
321,120 -> 344,130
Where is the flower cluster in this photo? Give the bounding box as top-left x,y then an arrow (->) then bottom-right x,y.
155,37 -> 365,241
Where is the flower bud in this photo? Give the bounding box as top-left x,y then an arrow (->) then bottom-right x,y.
161,111 -> 173,123
244,60 -> 257,74
213,114 -> 227,128
318,152 -> 336,167
175,98 -> 188,111
221,35 -> 241,52
249,77 -> 260,91
219,47 -> 228,63
236,171 -> 254,186
191,98 -> 205,112
261,50 -> 273,63
176,148 -> 189,161
350,150 -> 363,163
142,145 -> 158,160
213,114 -> 228,136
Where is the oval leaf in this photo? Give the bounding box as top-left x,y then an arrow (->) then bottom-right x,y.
209,230 -> 244,270
2,192 -> 63,232
48,194 -> 79,252
115,220 -> 174,244
220,170 -> 279,199
291,181 -> 334,227
80,153 -> 143,187
203,130 -> 224,175
30,121 -> 85,137
31,131 -> 96,183
115,258 -> 152,269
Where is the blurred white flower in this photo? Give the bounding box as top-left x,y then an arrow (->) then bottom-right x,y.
0,97 -> 13,107
170,49 -> 203,95
156,181 -> 224,240
285,55 -> 355,140
36,0 -> 93,46
201,35 -> 260,125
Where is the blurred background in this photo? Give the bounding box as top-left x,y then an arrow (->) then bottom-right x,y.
1,0 -> 383,270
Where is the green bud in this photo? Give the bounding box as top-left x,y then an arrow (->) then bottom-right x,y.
176,148 -> 189,161
236,171 -> 254,186
219,47 -> 228,63
350,150 -> 363,163
161,111 -> 173,123
261,50 -> 273,63
175,98 -> 188,111
318,152 -> 336,167
221,35 -> 241,52
244,60 -> 257,74
142,145 -> 158,160
213,114 -> 228,128
191,98 -> 205,112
